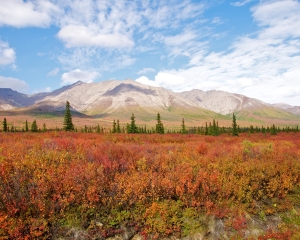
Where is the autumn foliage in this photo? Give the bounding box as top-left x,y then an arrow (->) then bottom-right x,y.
0,132 -> 299,239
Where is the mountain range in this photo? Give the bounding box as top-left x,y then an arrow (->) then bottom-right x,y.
0,79 -> 300,125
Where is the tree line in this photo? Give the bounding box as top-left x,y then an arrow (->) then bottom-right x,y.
2,101 -> 299,135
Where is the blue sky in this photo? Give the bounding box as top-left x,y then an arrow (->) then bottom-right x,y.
0,0 -> 300,105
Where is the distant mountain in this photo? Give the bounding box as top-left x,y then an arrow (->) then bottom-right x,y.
272,103 -> 300,115
178,89 -> 300,122
0,88 -> 30,110
0,80 -> 299,124
178,89 -> 267,115
31,80 -> 221,121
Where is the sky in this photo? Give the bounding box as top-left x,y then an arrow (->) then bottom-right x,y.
0,0 -> 300,106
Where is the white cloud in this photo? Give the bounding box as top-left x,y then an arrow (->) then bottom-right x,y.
136,76 -> 160,87
61,69 -> 99,85
58,48 -> 97,69
0,0 -> 58,28
152,0 -> 300,105
211,17 -> 223,25
0,0 -> 209,76
154,72 -> 186,91
0,40 -> 16,66
0,76 -> 28,92
33,86 -> 51,94
252,0 -> 300,39
47,68 -> 59,77
57,25 -> 134,48
146,1 -> 205,29
58,49 -> 136,73
117,55 -> 136,68
161,30 -> 209,59
45,86 -> 51,92
231,0 -> 255,7
53,0 -> 207,63
164,30 -> 197,46
136,68 -> 155,75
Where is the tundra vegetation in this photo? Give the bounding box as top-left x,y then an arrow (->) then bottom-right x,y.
0,131 -> 299,239
0,106 -> 300,239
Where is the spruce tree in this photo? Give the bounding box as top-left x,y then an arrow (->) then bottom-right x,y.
31,120 -> 38,132
43,123 -> 47,132
181,118 -> 187,134
128,113 -> 138,133
96,124 -> 101,133
232,113 -> 239,136
112,120 -> 117,133
3,118 -> 7,132
270,124 -> 277,135
116,120 -> 121,133
211,119 -> 219,136
63,101 -> 74,131
250,125 -> 254,134
25,120 -> 29,132
156,113 -> 164,134
262,126 -> 266,134
205,122 -> 208,135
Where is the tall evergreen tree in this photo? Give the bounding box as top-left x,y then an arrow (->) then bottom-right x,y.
63,101 -> 74,131
116,120 -> 121,133
25,120 -> 29,132
205,122 -> 208,135
156,113 -> 164,134
181,118 -> 187,134
128,113 -> 138,133
232,113 -> 239,136
210,119 -> 219,136
112,120 -> 117,133
31,120 -> 38,132
270,124 -> 277,135
43,123 -> 47,132
96,124 -> 101,133
3,118 -> 7,132
249,125 -> 254,134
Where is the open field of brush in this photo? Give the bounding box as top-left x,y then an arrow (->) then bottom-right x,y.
0,132 -> 299,239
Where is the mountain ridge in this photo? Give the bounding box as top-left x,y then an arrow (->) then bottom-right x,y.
1,80 -> 300,124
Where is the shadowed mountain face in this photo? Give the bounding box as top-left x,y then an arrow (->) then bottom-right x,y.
0,88 -> 31,110
0,81 -> 86,111
0,80 -> 299,124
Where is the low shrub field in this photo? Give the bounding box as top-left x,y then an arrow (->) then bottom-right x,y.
0,132 -> 299,239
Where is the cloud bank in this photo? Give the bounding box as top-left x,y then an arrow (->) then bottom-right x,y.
0,40 -> 16,66
61,69 -> 100,85
0,76 -> 28,92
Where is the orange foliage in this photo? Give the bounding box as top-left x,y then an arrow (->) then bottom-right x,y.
0,132 -> 299,238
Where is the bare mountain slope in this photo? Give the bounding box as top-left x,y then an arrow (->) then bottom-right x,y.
272,103 -> 300,115
38,80 -> 200,114
178,89 -> 268,115
178,89 -> 300,123
0,80 -> 219,121
1,80 -> 299,124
